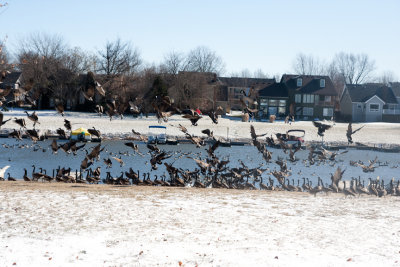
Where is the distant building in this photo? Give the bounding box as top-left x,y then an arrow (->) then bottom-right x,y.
257,74 -> 337,120
340,83 -> 399,122
0,71 -> 24,104
217,77 -> 275,111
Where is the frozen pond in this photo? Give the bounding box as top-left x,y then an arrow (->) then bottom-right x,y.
0,138 -> 399,185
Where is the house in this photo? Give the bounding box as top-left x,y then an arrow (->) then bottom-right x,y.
282,74 -> 338,120
340,83 -> 399,122
257,74 -> 337,120
36,72 -> 107,111
389,82 -> 400,111
0,71 -> 24,104
217,77 -> 275,111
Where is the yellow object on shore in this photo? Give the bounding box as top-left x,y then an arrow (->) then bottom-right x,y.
70,128 -> 91,141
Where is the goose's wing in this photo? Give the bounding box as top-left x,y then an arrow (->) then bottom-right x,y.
352,125 -> 365,135
95,81 -> 106,96
0,165 -> 10,178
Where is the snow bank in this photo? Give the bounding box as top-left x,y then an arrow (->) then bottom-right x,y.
1,183 -> 400,266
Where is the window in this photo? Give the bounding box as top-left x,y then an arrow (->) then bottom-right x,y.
323,108 -> 333,117
324,96 -> 331,102
357,104 -> 362,109
278,107 -> 286,114
369,104 -> 379,112
320,79 -> 325,88
295,94 -> 302,103
303,107 -> 314,116
297,78 -> 302,87
269,99 -> 277,106
279,100 -> 286,107
303,94 -> 314,104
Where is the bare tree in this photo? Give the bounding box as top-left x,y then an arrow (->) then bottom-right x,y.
160,50 -> 184,75
16,33 -> 92,105
19,32 -> 66,61
169,71 -> 215,109
97,38 -> 142,77
62,47 -> 92,74
331,52 -> 375,84
17,33 -> 68,99
376,71 -> 396,84
292,53 -> 326,75
253,68 -> 269,78
326,61 -> 345,95
184,46 -> 225,74
0,40 -> 10,74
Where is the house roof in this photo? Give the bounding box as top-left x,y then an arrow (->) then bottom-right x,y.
281,74 -> 337,95
389,82 -> 400,97
258,82 -> 288,98
178,71 -> 219,84
346,83 -> 398,104
0,71 -> 22,88
218,77 -> 275,88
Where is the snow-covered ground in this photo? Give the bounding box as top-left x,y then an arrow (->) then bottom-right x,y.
2,109 -> 400,145
1,182 -> 400,267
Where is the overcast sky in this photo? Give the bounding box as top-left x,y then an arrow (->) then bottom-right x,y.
1,0 -> 399,79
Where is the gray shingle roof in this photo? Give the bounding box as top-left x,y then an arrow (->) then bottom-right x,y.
218,77 -> 275,88
281,74 -> 337,95
390,82 -> 400,97
346,83 -> 398,104
0,71 -> 22,88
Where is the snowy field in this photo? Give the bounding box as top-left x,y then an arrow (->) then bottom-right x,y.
1,183 -> 400,267
2,109 -> 400,145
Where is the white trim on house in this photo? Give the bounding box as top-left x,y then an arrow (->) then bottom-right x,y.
364,95 -> 386,105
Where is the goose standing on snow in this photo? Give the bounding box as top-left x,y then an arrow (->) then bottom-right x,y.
7,173 -> 17,181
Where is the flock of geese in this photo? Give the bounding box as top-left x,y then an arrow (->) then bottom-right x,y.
0,95 -> 398,198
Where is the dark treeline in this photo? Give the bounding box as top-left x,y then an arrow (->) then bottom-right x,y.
0,33 -> 230,112
0,32 -> 397,113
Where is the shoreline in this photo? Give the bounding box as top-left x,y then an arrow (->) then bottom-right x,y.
2,129 -> 400,153
2,110 -> 400,146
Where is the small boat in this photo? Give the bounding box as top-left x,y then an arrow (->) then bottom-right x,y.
277,129 -> 305,148
70,128 -> 92,142
147,126 -> 167,144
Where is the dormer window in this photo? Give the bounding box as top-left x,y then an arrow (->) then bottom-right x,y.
320,79 -> 325,88
297,78 -> 302,87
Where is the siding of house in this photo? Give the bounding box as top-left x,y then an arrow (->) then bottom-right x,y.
339,89 -> 352,116
352,102 -> 364,122
365,96 -> 384,122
